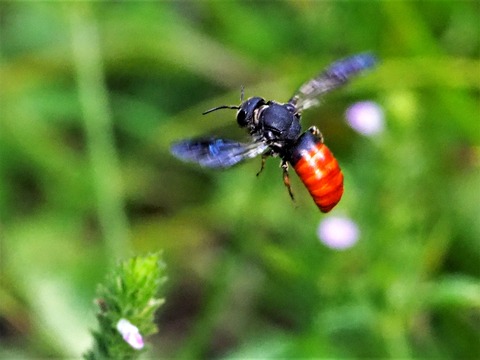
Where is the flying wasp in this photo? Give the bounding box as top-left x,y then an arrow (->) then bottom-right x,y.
171,53 -> 376,212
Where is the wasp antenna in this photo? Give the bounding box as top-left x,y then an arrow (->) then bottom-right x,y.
240,85 -> 245,102
202,104 -> 239,115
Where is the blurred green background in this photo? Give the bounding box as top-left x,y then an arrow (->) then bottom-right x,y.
1,1 -> 479,359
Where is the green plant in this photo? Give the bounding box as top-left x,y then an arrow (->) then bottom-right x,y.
84,253 -> 166,360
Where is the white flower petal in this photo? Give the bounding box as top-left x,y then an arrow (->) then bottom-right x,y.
317,216 -> 360,250
116,318 -> 144,350
346,101 -> 384,136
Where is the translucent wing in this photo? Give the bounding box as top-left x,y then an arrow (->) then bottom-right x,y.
171,138 -> 268,169
289,53 -> 377,112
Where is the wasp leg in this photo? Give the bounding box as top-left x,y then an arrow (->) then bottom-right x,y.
308,126 -> 324,142
257,150 -> 273,177
256,155 -> 267,177
281,160 -> 295,201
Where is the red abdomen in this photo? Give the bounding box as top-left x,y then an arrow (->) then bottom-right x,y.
289,132 -> 344,213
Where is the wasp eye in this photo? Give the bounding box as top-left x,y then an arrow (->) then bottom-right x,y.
237,109 -> 248,127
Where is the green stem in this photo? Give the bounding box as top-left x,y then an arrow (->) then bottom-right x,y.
69,4 -> 131,260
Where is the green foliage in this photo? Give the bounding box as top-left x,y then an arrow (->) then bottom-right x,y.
1,1 -> 479,359
84,253 -> 166,360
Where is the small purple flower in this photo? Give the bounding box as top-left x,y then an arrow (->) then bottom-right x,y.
317,216 -> 360,250
345,101 -> 384,136
116,318 -> 144,350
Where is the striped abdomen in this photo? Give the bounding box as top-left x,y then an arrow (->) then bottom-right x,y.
289,131 -> 343,213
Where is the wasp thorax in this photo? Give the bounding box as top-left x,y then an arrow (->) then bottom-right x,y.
258,102 -> 302,142
236,97 -> 265,127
